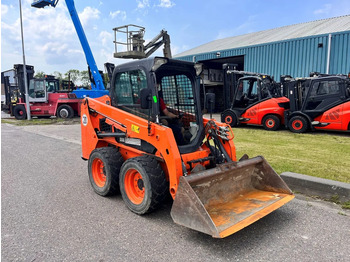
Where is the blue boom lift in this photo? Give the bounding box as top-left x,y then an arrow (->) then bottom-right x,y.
31,0 -> 109,98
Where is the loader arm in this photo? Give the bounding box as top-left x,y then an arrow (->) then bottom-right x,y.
32,0 -> 105,90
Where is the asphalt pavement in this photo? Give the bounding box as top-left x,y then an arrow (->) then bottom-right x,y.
1,123 -> 350,261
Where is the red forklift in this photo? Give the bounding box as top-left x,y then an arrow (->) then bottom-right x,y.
221,66 -> 289,131
2,64 -> 81,120
283,73 -> 350,133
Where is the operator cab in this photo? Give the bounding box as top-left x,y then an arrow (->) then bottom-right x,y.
287,76 -> 350,119
28,77 -> 59,102
110,57 -> 204,154
233,75 -> 280,110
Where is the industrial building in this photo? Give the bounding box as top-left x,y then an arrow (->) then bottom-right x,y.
175,15 -> 350,111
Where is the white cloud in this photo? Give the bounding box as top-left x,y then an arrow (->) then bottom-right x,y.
314,4 -> 332,15
1,3 -> 103,73
99,31 -> 113,47
99,48 -> 114,64
137,0 -> 150,9
109,10 -> 127,20
79,6 -> 101,26
1,4 -> 8,15
158,0 -> 175,8
172,44 -> 188,56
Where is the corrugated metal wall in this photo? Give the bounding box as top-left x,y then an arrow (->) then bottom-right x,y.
178,31 -> 350,79
330,31 -> 350,74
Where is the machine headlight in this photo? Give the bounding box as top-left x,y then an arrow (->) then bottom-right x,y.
194,63 -> 203,76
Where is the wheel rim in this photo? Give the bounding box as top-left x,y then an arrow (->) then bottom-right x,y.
92,158 -> 106,187
59,108 -> 69,118
266,118 -> 275,128
19,110 -> 24,116
124,168 -> 145,205
292,120 -> 303,130
225,115 -> 233,124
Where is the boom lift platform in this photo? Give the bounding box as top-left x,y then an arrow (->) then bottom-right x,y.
113,24 -> 172,59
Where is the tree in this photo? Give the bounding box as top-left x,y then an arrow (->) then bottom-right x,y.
53,71 -> 63,88
64,69 -> 80,83
80,70 -> 90,87
53,71 -> 63,81
34,71 -> 45,78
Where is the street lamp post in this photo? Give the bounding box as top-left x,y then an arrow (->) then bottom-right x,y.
19,0 -> 31,120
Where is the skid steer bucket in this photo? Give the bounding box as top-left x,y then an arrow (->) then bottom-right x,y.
171,156 -> 294,238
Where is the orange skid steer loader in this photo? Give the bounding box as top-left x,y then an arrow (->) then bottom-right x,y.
81,57 -> 294,238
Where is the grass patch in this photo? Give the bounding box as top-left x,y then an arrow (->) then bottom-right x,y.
328,195 -> 350,210
232,127 -> 350,183
1,118 -> 80,126
341,201 -> 350,209
329,195 -> 340,204
342,201 -> 350,210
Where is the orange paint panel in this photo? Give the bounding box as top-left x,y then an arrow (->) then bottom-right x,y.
181,148 -> 211,171
81,97 -> 184,198
241,97 -> 288,126
314,101 -> 350,131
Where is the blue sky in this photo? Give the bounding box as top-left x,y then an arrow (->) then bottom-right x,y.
1,0 -> 350,75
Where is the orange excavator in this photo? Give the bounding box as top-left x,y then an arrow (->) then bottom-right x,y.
81,57 -> 294,238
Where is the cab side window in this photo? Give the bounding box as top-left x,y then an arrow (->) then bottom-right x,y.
310,80 -> 340,97
306,80 -> 342,110
114,69 -> 148,118
35,81 -> 45,98
29,81 -> 45,98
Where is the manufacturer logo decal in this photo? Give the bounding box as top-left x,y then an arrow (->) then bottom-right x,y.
325,109 -> 340,121
247,109 -> 257,117
82,114 -> 88,126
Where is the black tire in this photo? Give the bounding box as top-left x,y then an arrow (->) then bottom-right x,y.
119,155 -> 168,215
57,104 -> 74,119
289,115 -> 309,133
13,105 -> 27,120
262,115 -> 280,131
221,110 -> 238,127
88,147 -> 124,196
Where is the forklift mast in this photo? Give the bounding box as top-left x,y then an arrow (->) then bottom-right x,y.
32,0 -> 107,96
222,64 -> 238,110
